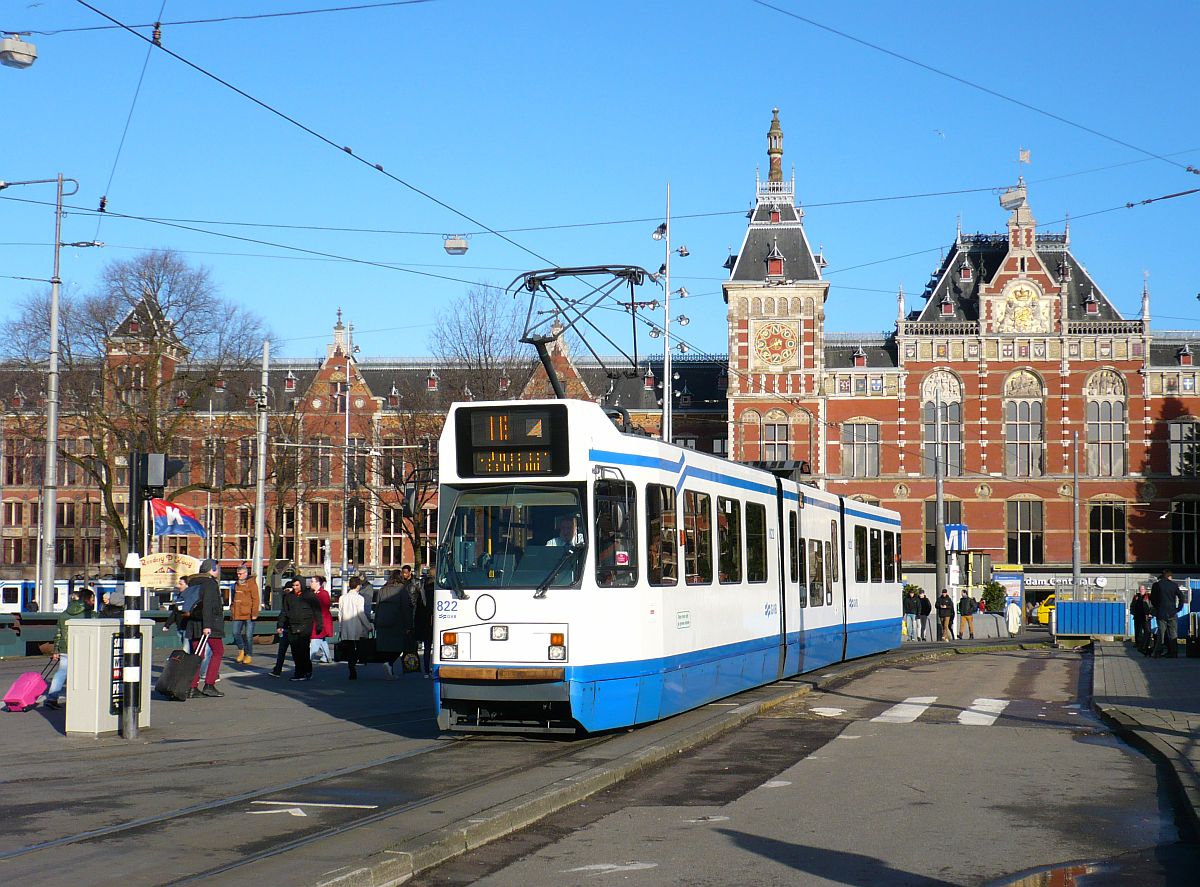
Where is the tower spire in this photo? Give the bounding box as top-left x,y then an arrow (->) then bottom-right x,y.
767,108 -> 784,184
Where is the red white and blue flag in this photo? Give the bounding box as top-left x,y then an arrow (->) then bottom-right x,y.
149,498 -> 207,537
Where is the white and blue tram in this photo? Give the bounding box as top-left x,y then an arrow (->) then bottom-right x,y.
433,399 -> 903,734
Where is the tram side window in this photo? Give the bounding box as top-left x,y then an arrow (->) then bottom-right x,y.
717,496 -> 742,584
883,530 -> 896,583
647,484 -> 678,586
808,538 -> 824,607
788,512 -> 799,584
870,527 -> 883,583
746,503 -> 767,583
824,540 -> 834,605
683,490 -> 713,585
829,520 -> 840,583
594,480 -> 637,588
854,526 -> 868,583
797,534 -> 808,607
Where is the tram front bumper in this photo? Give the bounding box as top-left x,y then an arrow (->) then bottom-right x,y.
437,666 -> 573,733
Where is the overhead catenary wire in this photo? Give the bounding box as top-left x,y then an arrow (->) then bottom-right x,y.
5,0 -> 436,35
750,0 -> 1199,176
71,0 -> 556,267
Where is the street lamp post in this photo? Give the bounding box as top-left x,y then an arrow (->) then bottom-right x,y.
652,185 -> 689,444
0,175 -> 100,610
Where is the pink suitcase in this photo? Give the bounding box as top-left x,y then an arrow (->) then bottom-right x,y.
4,662 -> 54,712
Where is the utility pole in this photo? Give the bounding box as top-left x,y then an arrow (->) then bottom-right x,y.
1072,430 -> 1081,599
934,389 -> 947,601
38,175 -> 64,612
252,340 -> 269,601
341,323 -> 353,587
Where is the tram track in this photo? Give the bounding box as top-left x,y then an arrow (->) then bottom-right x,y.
0,725 -> 613,883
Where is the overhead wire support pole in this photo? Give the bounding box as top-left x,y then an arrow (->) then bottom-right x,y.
342,323 -> 353,586
663,183 -> 672,444
1072,430 -> 1081,601
253,340 -> 270,601
934,388 -> 946,602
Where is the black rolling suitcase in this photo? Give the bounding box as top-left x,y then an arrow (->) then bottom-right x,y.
156,638 -> 205,700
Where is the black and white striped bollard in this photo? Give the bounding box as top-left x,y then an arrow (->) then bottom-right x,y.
121,551 -> 142,739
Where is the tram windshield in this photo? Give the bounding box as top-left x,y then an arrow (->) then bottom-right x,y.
437,485 -> 586,590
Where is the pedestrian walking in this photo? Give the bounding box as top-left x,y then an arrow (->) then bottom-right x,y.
903,589 -> 919,642
957,590 -> 976,639
1149,571 -> 1186,658
186,559 -> 226,698
309,576 -> 334,664
918,590 -> 933,642
230,563 -> 261,666
1004,598 -> 1021,638
1130,590 -> 1153,655
337,576 -> 372,680
43,590 -> 91,709
275,577 -> 320,681
374,568 -> 415,678
936,589 -> 955,641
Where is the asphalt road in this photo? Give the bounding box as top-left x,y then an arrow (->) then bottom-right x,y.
416,649 -> 1200,886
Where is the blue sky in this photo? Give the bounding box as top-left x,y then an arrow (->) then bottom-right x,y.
2,0 -> 1197,360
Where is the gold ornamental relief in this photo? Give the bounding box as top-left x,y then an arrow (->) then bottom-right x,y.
753,320 -> 800,369
994,282 -> 1051,334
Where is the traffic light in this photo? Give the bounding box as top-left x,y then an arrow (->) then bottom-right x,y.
137,453 -> 187,500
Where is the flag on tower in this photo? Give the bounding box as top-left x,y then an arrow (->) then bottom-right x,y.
1018,148 -> 1031,164
149,498 -> 208,537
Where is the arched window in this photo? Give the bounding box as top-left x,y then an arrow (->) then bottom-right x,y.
1004,371 -> 1044,477
1168,419 -> 1200,477
762,409 -> 789,461
921,371 -> 962,477
1085,370 -> 1126,477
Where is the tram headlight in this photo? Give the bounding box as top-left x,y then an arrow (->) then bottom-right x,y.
441,644 -> 458,660
548,632 -> 566,660
491,625 -> 509,641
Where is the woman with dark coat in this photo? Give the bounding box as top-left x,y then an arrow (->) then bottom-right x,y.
373,568 -> 415,679
274,577 -> 320,681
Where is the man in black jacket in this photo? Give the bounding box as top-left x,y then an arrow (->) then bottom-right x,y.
936,590 -> 956,641
903,591 -> 919,642
918,591 -> 933,642
276,577 -> 321,681
957,590 -> 977,639
1129,590 -> 1152,655
1149,571 -> 1186,658
187,559 -> 225,698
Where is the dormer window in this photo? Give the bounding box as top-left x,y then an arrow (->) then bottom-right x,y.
9,388 -> 22,409
388,381 -> 401,408
1180,345 -> 1193,367
679,384 -> 693,408
128,320 -> 140,334
284,371 -> 296,392
853,346 -> 867,368
498,372 -> 510,393
1084,291 -> 1099,315
959,262 -> 972,281
214,378 -> 226,393
717,368 -> 728,392
246,388 -> 257,409
769,209 -> 780,224
463,385 -> 474,401
1060,261 -> 1072,281
766,239 -> 785,278
426,370 -> 439,392
643,368 -> 655,391
940,294 -> 954,317
175,391 -> 188,408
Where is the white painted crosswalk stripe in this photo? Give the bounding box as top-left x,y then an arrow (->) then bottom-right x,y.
957,698 -> 1010,726
871,696 -> 937,723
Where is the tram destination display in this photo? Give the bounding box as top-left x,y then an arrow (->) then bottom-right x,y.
456,404 -> 570,477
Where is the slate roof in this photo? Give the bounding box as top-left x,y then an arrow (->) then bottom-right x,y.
913,234 -> 1120,324
1149,335 -> 1200,368
824,337 -> 900,369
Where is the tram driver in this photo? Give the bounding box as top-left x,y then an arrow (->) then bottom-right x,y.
546,514 -> 580,547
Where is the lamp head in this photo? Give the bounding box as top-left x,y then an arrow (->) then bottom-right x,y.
652,223 -> 667,241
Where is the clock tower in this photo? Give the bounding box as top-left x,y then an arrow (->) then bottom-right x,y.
723,109 -> 829,475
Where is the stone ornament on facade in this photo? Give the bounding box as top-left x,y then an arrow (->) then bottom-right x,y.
1004,369 -> 1043,398
994,280 -> 1052,334
752,320 -> 800,369
893,483 -> 909,499
1086,369 -> 1126,398
921,369 -> 962,404
976,483 -> 992,499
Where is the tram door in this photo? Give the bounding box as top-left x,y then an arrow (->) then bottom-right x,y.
782,506 -> 804,675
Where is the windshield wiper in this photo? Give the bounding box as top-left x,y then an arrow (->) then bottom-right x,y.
533,543 -> 585,600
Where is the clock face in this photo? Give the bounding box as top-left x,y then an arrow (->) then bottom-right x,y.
753,321 -> 799,367
311,397 -> 323,409
354,397 -> 365,409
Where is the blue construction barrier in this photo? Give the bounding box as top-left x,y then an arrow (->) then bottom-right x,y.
1056,600 -> 1127,636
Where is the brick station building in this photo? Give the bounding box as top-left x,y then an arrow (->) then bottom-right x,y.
725,110 -> 1200,592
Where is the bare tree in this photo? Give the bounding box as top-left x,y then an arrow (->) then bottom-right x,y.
430,284 -> 529,402
1,249 -> 270,564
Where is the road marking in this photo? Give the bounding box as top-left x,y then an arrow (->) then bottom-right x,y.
250,807 -> 307,817
810,707 -> 846,717
250,801 -> 379,810
957,698 -> 1010,726
562,863 -> 659,874
707,702 -> 738,706
763,780 -> 791,788
871,696 -> 937,723
684,815 -> 730,823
